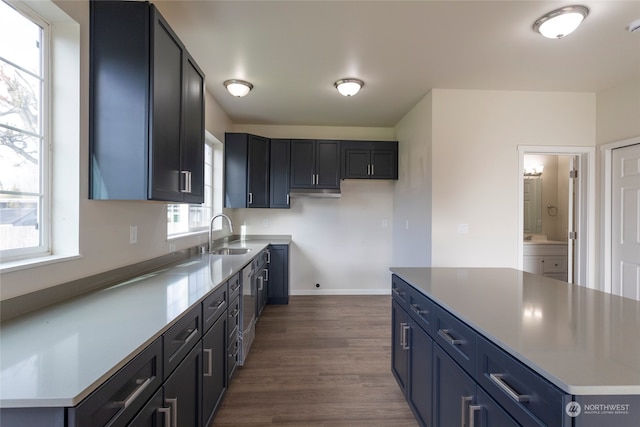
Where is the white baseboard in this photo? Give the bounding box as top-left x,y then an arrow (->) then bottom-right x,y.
291,289 -> 391,296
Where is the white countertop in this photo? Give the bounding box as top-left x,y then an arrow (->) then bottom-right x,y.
390,267 -> 640,395
0,238 -> 289,408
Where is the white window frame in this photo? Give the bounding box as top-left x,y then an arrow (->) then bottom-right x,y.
0,0 -> 50,261
167,131 -> 223,238
0,0 -> 80,273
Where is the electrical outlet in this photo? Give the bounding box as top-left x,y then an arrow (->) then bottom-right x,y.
382,219 -> 388,228
457,224 -> 469,234
129,225 -> 137,244
263,218 -> 269,227
169,243 -> 176,252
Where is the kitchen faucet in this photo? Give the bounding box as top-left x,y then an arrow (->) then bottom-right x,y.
209,213 -> 234,250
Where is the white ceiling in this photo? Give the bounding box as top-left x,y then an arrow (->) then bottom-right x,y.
154,1 -> 640,127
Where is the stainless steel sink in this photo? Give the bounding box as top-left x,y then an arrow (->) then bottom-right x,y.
210,247 -> 251,255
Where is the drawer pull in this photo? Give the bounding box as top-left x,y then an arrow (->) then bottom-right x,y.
230,308 -> 239,318
210,299 -> 225,310
116,376 -> 153,408
438,328 -> 462,345
489,373 -> 530,403
392,288 -> 405,298
231,282 -> 240,292
411,304 -> 428,315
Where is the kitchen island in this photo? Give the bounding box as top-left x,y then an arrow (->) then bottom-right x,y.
391,267 -> 640,427
0,236 -> 289,426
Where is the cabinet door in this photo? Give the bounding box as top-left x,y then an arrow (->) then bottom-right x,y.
128,388 -> 164,427
164,344 -> 202,427
371,150 -> 396,179
247,135 -> 270,208
224,133 -> 249,208
343,149 -> 371,179
149,9 -> 183,201
475,388 -> 520,427
267,245 -> 289,304
316,140 -> 340,188
202,314 -> 227,427
181,55 -> 205,204
270,139 -> 291,208
290,139 -> 316,188
391,300 -> 409,394
433,345 -> 476,427
408,320 -> 433,427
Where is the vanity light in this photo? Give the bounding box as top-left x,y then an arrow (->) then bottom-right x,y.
524,165 -> 544,177
223,79 -> 253,97
533,5 -> 589,39
334,78 -> 364,96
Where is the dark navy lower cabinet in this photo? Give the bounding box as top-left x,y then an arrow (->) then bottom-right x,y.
202,313 -> 227,426
163,344 -> 202,427
391,274 -> 566,427
433,345 -> 476,427
267,245 -> 289,304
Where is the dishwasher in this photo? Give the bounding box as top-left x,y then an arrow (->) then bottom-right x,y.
238,263 -> 256,366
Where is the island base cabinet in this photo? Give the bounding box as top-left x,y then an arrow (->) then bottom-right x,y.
408,322 -> 433,427
433,345 -> 476,427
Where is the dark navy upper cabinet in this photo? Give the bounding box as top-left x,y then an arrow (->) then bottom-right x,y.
224,133 -> 270,208
89,1 -> 204,202
269,139 -> 291,208
290,140 -> 340,189
341,141 -> 398,180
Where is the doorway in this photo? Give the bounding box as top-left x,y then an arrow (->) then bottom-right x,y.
518,146 -> 596,287
602,137 -> 640,300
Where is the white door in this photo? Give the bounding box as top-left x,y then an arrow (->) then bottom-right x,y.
612,143 -> 640,300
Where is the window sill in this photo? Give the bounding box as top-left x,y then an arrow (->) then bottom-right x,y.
0,253 -> 83,274
167,229 -> 208,241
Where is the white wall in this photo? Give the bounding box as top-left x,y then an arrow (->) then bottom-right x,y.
392,89 -> 595,269
596,75 -> 640,146
392,92 -> 432,267
1,0 -> 234,301
230,124 -> 395,294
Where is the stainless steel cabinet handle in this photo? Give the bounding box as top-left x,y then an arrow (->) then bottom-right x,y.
158,407 -> 171,427
211,299 -> 225,310
311,174 -> 315,185
231,282 -> 240,292
399,323 -> 410,350
115,377 -> 153,408
469,405 -> 481,427
180,171 -> 189,192
286,193 -> 290,205
489,373 -> 530,403
249,192 -> 253,204
204,348 -> 213,377
461,396 -> 473,427
165,398 -> 178,427
263,268 -> 269,281
187,171 -> 192,193
392,288 -> 405,298
258,276 -> 264,291
367,164 -> 371,175
438,328 -> 462,345
230,308 -> 239,318
371,164 -> 374,176
411,304 -> 428,315
266,250 -> 271,264
184,328 -> 198,345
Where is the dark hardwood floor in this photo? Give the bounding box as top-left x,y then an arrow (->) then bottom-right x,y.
211,295 -> 418,426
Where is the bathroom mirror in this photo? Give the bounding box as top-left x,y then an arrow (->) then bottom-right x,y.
523,177 -> 542,235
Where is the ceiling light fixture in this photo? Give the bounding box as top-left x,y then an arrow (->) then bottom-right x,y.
533,5 -> 589,39
334,78 -> 364,96
223,79 -> 253,97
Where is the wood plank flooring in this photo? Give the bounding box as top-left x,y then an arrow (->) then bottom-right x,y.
211,295 -> 418,427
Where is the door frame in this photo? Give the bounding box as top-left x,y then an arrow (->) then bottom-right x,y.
601,135 -> 640,294
517,146 -> 596,288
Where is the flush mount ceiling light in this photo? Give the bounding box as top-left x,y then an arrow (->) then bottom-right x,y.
223,79 -> 253,97
334,78 -> 364,96
533,5 -> 589,39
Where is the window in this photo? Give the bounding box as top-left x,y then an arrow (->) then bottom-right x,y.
0,0 -> 48,259
167,132 -> 223,237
